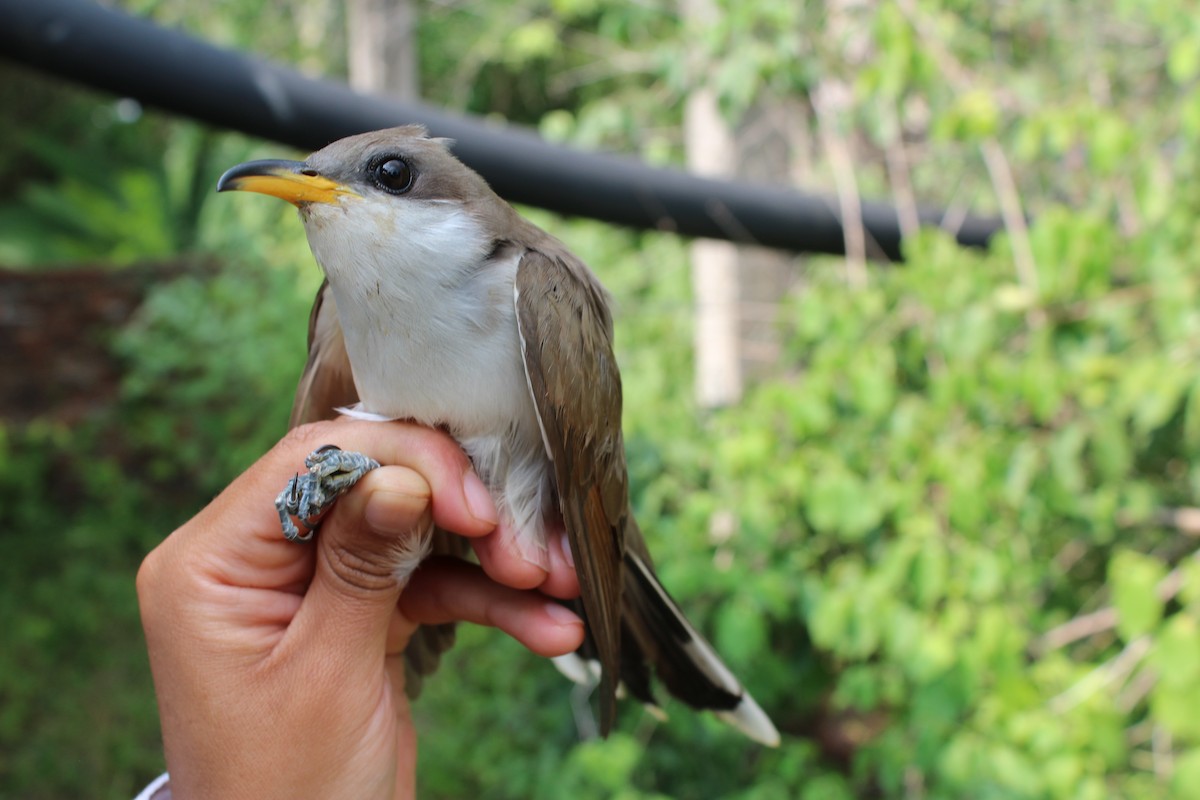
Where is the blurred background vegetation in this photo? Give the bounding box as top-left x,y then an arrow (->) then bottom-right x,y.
4,0 -> 1200,797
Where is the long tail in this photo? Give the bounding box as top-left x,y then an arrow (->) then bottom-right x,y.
555,550 -> 780,747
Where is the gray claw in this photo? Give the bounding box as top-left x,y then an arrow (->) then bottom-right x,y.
274,446 -> 381,541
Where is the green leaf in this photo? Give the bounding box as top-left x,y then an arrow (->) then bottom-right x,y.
714,595 -> 768,668
1173,749 -> 1200,798
799,774 -> 854,800
1088,113 -> 1132,174
1168,37 -> 1200,83
913,539 -> 949,608
1152,680 -> 1200,740
936,89 -> 1001,140
1110,550 -> 1167,640
1180,90 -> 1200,139
563,735 -> 642,791
1180,560 -> 1200,614
507,19 -> 559,63
1153,614 -> 1200,689
1089,416 -> 1132,483
806,467 -> 883,541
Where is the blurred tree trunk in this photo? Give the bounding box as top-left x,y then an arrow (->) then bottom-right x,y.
682,0 -> 798,408
682,0 -> 742,409
346,0 -> 419,99
736,102 -> 805,381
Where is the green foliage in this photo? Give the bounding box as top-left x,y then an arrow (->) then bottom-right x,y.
682,217 -> 1200,796
1111,551 -> 1167,641
0,252 -> 316,797
114,263 -> 316,492
0,129 -> 210,265
0,78 -> 303,270
0,422 -> 170,798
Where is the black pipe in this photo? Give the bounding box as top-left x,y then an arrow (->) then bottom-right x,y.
0,0 -> 1002,258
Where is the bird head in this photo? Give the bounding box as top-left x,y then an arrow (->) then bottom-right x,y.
217,126 -> 508,286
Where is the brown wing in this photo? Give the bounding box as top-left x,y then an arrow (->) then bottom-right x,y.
291,280 -> 466,697
290,280 -> 359,427
514,249 -> 627,733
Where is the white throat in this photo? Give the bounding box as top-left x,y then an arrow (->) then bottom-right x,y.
301,199 -> 501,423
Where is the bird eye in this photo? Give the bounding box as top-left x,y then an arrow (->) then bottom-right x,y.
370,157 -> 414,194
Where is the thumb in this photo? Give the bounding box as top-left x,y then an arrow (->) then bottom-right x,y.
298,466 -> 432,657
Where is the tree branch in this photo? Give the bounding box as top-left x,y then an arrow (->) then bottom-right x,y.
1036,550 -> 1198,654
813,82 -> 868,288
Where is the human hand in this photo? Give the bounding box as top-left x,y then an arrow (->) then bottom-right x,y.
137,420 -> 584,799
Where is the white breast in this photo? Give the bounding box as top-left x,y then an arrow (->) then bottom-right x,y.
301,198 -> 553,555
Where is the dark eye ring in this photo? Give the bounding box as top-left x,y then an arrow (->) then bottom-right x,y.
370,156 -> 414,194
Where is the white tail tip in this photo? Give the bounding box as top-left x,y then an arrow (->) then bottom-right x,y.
552,652 -> 601,687
716,691 -> 781,747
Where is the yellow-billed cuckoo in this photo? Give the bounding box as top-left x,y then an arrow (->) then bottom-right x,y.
217,125 -> 778,746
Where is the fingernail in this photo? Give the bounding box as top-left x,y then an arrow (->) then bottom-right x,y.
559,531 -> 574,568
544,602 -> 583,627
513,531 -> 550,571
463,469 -> 499,525
365,481 -> 428,536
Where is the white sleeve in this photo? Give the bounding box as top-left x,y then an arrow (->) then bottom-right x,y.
133,772 -> 171,800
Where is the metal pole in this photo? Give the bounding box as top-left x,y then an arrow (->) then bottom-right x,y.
0,0 -> 1002,258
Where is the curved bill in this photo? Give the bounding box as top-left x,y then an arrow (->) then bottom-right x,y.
216,159 -> 358,205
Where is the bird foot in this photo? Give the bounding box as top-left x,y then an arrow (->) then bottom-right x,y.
275,445 -> 380,541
